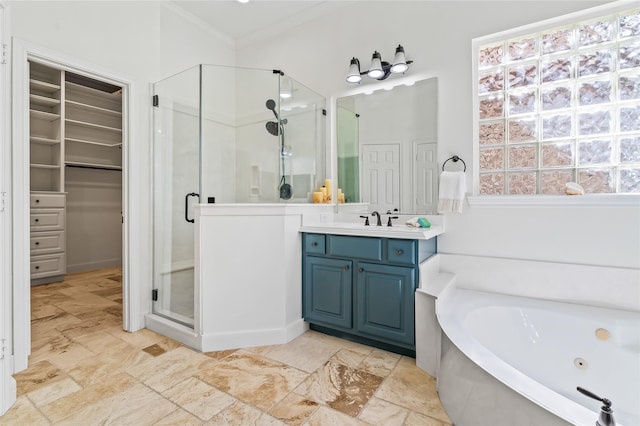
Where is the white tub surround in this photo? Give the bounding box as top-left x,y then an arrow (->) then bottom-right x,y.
434,254 -> 640,426
300,214 -> 444,240
147,203 -> 334,352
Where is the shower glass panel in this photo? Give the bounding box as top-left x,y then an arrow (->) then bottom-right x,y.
152,65 -> 201,327
153,64 -> 325,328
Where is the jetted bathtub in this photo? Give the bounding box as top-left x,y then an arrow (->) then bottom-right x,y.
436,288 -> 640,426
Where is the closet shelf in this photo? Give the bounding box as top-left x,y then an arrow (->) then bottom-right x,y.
30,163 -> 61,170
66,81 -> 122,100
65,137 -> 122,148
29,79 -> 61,94
66,100 -> 122,117
31,136 -> 60,145
30,94 -> 61,108
66,161 -> 122,171
65,119 -> 122,134
30,109 -> 61,122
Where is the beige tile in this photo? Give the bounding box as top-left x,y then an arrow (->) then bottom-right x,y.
30,312 -> 83,342
304,406 -> 370,426
39,372 -> 140,422
53,382 -> 176,425
204,348 -> 238,361
27,377 -> 82,407
163,377 -> 236,421
404,411 -> 452,426
307,331 -> 374,356
127,346 -> 217,393
197,351 -> 309,412
72,330 -> 132,354
268,392 -> 319,426
256,413 -> 288,426
31,303 -> 64,320
295,358 -> 383,417
0,396 -> 49,426
358,349 -> 401,377
154,408 -> 203,426
330,348 -> 368,369
28,331 -> 75,365
56,313 -> 121,340
14,359 -> 67,396
374,357 -> 450,423
40,340 -> 96,371
141,337 -> 182,357
205,400 -> 262,425
254,332 -> 340,373
67,340 -> 152,387
105,326 -> 166,349
358,397 -> 408,426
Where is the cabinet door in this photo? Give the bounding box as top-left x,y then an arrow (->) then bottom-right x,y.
356,262 -> 415,345
304,256 -> 352,329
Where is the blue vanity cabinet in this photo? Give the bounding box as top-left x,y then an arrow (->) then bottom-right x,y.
303,256 -> 352,329
356,262 -> 415,346
302,232 -> 436,355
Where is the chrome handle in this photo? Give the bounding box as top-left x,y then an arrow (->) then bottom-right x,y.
311,242 -> 318,247
343,265 -> 349,271
396,249 -> 404,255
358,268 -> 364,273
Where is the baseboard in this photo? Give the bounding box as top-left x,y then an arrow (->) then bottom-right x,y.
66,258 -> 122,274
200,318 -> 307,352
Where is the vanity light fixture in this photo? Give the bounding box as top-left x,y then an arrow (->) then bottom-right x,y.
346,45 -> 413,83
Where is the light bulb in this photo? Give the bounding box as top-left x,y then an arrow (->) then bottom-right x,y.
390,45 -> 408,74
367,52 -> 384,79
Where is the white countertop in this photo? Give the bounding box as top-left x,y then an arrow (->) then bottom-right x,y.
299,222 -> 443,240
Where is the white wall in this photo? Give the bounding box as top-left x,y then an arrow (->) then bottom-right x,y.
8,1 -> 235,327
237,1 -> 640,269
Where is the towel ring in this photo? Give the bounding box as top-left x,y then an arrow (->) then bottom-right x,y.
442,155 -> 466,172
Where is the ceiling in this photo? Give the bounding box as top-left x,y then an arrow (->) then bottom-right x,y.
171,1 -> 354,46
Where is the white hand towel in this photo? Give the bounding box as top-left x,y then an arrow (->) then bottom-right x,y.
437,171 -> 466,214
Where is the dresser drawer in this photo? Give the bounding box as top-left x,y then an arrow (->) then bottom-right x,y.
30,193 -> 65,208
386,239 -> 417,265
304,234 -> 326,254
30,209 -> 65,231
30,231 -> 65,255
328,235 -> 382,261
31,254 -> 66,278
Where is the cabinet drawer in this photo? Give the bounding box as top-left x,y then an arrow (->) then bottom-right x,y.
30,231 -> 65,255
30,193 -> 65,208
304,234 -> 325,254
30,209 -> 65,231
328,235 -> 382,261
31,254 -> 66,278
386,239 -> 417,265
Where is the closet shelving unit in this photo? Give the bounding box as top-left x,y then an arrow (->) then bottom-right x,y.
64,77 -> 123,171
28,61 -> 123,284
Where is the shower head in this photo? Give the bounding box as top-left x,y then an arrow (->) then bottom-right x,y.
266,99 -> 277,111
266,121 -> 280,136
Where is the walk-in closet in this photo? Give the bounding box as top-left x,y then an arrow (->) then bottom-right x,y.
29,60 -> 123,285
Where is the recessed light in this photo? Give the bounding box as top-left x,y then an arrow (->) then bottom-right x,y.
237,0 -> 249,3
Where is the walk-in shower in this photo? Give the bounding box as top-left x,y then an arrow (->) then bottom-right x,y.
152,65 -> 325,327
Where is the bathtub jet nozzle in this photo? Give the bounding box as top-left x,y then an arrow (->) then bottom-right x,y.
576,387 -> 615,426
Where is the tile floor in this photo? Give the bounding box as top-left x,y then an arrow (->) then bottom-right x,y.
0,267 -> 452,425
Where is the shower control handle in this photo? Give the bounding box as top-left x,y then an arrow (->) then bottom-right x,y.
184,192 -> 200,224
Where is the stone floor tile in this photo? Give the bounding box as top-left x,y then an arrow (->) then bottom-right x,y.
358,397 -> 408,426
162,377 -> 236,421
268,392 -> 319,426
0,396 -> 49,426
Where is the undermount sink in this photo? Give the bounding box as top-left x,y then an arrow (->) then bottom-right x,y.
299,221 -> 443,240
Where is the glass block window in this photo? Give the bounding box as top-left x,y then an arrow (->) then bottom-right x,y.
476,8 -> 640,194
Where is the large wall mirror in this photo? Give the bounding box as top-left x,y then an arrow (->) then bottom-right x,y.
336,77 -> 438,214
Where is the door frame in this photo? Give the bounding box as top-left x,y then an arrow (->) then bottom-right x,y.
11,38 -> 139,373
0,2 -> 17,416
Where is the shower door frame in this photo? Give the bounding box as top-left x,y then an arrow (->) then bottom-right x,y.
10,39 -> 139,373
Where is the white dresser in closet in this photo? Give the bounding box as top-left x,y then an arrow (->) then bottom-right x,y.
29,62 -> 66,284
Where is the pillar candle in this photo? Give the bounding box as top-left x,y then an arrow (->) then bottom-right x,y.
313,192 -> 323,204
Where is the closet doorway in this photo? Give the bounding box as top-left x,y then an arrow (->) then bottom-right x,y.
29,61 -> 124,284
12,43 -> 134,373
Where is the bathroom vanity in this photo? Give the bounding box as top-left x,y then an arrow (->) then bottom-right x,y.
301,225 -> 439,356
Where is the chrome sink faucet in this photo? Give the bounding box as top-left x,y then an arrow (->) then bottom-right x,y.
371,211 -> 382,226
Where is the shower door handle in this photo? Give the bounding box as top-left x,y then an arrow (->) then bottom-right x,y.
185,192 -> 200,223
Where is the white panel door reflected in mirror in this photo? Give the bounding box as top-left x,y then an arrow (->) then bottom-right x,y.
336,77 -> 438,214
